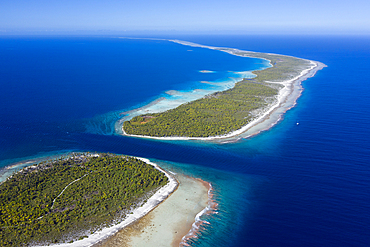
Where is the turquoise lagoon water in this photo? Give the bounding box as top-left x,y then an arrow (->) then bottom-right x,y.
1,35 -> 370,246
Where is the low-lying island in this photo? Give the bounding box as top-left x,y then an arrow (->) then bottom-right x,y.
0,153 -> 181,246
122,40 -> 326,141
94,175 -> 215,247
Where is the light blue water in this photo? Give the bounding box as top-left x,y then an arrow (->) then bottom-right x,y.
1,35 -> 370,246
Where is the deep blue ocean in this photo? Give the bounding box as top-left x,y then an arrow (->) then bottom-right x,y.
1,35 -> 369,247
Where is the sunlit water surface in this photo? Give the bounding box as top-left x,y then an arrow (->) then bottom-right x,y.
0,35 -> 369,247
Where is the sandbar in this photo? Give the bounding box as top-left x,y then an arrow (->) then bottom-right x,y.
93,174 -> 213,247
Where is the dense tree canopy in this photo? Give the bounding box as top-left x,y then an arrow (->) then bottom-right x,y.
123,52 -> 311,138
124,81 -> 277,137
0,153 -> 168,246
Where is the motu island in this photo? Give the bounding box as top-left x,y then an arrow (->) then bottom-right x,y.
122,40 -> 326,140
0,153 -> 174,246
0,39 -> 327,247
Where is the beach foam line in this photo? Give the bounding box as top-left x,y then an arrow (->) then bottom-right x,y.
233,61 -> 327,140
179,180 -> 218,246
37,158 -> 178,247
97,173 -> 211,247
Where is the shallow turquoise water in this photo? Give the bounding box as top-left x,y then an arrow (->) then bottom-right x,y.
1,35 -> 370,246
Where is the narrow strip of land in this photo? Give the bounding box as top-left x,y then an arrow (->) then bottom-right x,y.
121,40 -> 326,141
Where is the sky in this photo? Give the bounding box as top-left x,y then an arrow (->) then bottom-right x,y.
1,0 -> 370,35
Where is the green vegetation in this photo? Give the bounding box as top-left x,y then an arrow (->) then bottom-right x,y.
124,82 -> 277,137
228,50 -> 312,83
123,52 -> 311,137
0,153 -> 168,246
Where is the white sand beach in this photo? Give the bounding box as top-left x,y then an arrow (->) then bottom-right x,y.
121,55 -> 325,142
37,158 -> 179,247
3,154 -> 212,247
94,174 -> 213,247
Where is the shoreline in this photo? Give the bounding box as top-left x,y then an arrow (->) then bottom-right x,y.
35,157 -> 178,247
0,151 -> 75,184
120,40 -> 326,141
178,179 -> 218,246
2,154 -> 212,247
232,60 -> 326,141
93,174 -> 213,247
